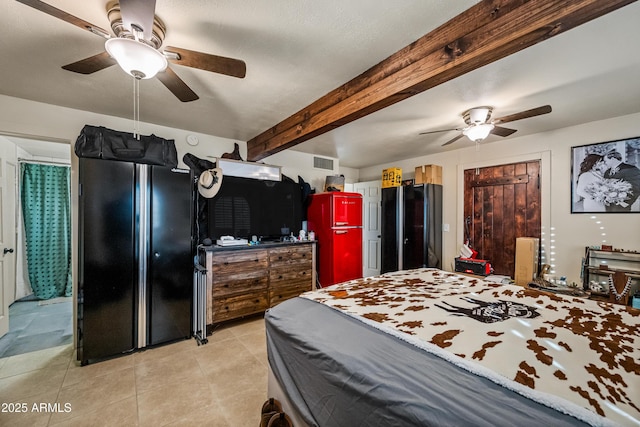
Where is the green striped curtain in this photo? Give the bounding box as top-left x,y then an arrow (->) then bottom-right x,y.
21,163 -> 72,299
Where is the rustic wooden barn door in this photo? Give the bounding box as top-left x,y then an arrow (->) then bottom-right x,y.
463,160 -> 541,277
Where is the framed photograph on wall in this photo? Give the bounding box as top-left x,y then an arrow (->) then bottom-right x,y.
571,136 -> 640,213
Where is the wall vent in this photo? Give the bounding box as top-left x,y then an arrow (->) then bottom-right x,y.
313,156 -> 334,171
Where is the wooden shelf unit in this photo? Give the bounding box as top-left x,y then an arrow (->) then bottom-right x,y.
582,247 -> 640,301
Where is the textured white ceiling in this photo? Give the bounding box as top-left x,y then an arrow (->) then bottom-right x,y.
1,1 -> 639,168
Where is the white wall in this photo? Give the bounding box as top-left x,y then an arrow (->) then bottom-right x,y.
263,150 -> 358,192
262,150 -> 337,192
359,112 -> 640,286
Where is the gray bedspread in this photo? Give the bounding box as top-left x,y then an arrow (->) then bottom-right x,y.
265,297 -> 594,427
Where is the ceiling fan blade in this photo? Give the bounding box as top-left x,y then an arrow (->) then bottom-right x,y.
442,134 -> 464,147
490,125 -> 517,137
16,0 -> 111,38
493,105 -> 552,124
62,51 -> 117,74
164,46 -> 247,78
419,127 -> 460,135
157,67 -> 199,102
119,0 -> 156,40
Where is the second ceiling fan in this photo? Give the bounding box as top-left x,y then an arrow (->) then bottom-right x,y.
420,105 -> 552,146
16,0 -> 247,102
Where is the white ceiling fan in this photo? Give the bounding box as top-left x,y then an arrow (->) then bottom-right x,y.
420,105 -> 552,146
16,0 -> 247,102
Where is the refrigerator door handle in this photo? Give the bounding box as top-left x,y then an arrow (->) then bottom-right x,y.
335,230 -> 348,235
335,221 -> 349,226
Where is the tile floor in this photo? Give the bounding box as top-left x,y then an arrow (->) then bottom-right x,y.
0,315 -> 268,426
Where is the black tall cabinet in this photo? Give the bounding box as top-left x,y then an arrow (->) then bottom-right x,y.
381,184 -> 442,274
78,158 -> 192,364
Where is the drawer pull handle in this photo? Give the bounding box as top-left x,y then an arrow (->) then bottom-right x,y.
278,256 -> 283,260
254,259 -> 259,262
278,275 -> 283,279
224,262 -> 229,265
302,272 -> 306,275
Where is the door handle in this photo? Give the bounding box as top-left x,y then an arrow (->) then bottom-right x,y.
3,248 -> 14,254
335,230 -> 348,235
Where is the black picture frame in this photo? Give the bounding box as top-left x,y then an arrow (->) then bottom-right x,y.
571,136 -> 640,213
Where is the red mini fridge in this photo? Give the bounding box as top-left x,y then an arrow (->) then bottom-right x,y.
307,192 -> 363,287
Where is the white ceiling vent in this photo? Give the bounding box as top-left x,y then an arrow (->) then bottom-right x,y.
313,156 -> 334,171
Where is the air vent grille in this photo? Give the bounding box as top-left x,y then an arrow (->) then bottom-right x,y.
314,156 -> 334,170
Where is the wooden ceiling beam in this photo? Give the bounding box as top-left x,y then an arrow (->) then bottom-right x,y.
247,0 -> 635,162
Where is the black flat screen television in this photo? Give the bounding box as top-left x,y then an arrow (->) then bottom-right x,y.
208,175 -> 302,241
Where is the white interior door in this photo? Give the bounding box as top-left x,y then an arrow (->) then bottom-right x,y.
354,180 -> 382,277
0,138 -> 17,338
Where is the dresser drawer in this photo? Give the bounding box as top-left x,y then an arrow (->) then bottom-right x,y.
212,276 -> 268,298
269,283 -> 311,307
212,250 -> 269,275
212,292 -> 268,323
212,266 -> 268,285
269,245 -> 312,267
270,266 -> 312,289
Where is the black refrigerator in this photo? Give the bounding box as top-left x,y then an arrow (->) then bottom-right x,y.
381,183 -> 442,273
77,158 -> 193,365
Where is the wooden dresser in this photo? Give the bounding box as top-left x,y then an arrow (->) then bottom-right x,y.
199,241 -> 316,325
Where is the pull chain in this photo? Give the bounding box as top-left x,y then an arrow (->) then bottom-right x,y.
132,75 -> 141,140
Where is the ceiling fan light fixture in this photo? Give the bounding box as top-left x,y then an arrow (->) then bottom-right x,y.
463,123 -> 494,142
105,38 -> 167,79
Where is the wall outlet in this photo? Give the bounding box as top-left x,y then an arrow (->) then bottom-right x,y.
443,223 -> 450,232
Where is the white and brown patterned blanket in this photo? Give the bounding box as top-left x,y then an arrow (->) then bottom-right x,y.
301,268 -> 640,426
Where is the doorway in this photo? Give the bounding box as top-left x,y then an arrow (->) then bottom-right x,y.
0,134 -> 72,357
463,160 -> 541,277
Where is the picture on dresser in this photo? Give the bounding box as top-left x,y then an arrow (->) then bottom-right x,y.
571,136 -> 640,213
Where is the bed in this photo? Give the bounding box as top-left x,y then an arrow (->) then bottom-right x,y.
265,268 -> 639,427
